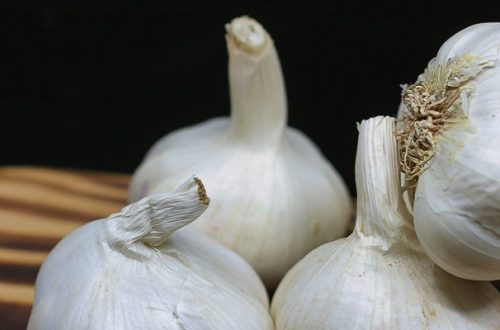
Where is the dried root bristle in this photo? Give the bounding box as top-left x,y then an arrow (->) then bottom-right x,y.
194,176 -> 210,205
396,54 -> 494,184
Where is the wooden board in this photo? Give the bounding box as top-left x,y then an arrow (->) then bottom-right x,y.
0,167 -> 129,330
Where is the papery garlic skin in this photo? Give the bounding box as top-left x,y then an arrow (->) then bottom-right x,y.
28,177 -> 272,330
398,23 -> 500,280
129,16 -> 351,288
272,117 -> 500,329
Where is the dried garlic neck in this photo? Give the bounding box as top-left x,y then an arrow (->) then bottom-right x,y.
354,117 -> 415,249
397,54 -> 495,184
226,16 -> 287,146
106,176 -> 209,256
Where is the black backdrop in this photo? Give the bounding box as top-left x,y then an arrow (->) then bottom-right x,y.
2,1 -> 498,194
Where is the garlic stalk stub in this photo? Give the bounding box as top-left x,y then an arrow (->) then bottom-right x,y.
129,16 -> 352,289
397,23 -> 500,280
28,177 -> 273,330
272,116 -> 500,329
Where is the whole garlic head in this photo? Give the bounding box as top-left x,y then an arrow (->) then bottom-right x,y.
272,117 -> 500,329
397,23 -> 500,280
129,16 -> 352,288
28,177 -> 273,330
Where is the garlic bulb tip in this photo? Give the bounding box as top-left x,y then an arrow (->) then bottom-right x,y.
109,175 -> 210,249
194,176 -> 210,205
226,16 -> 268,56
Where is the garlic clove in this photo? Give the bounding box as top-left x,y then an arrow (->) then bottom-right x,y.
129,16 -> 352,289
28,177 -> 273,330
272,116 -> 500,329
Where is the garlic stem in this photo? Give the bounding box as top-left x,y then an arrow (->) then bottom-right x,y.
107,176 -> 209,252
226,16 -> 287,146
354,117 -> 413,247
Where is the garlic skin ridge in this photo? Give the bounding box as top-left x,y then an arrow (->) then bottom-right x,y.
398,23 -> 500,281
129,16 -> 352,289
271,116 -> 500,329
28,177 -> 273,330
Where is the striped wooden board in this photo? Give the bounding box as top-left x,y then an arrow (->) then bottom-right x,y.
0,167 -> 129,330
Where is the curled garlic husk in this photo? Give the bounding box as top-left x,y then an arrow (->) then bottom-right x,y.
28,177 -> 273,330
129,16 -> 351,288
397,23 -> 500,280
272,116 -> 500,329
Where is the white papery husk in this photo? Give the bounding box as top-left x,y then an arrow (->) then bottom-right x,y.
271,117 -> 500,329
129,16 -> 351,288
397,23 -> 500,280
28,177 -> 272,330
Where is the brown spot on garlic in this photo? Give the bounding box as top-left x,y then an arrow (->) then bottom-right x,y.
311,221 -> 321,237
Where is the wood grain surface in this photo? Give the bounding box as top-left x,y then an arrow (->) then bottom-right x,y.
0,167 -> 129,330
0,166 -> 497,329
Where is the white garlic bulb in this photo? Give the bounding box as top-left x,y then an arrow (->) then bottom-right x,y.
272,116 -> 500,329
397,23 -> 500,280
28,177 -> 273,330
129,16 -> 351,288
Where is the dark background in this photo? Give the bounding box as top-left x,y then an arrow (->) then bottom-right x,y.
1,1 -> 498,194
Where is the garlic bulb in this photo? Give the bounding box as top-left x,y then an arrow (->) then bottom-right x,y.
272,116 -> 500,329
129,16 -> 351,288
28,177 -> 273,330
397,23 -> 500,280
